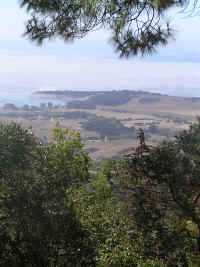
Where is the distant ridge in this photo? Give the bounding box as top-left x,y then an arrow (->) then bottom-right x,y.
33,90 -> 200,112
34,89 -> 200,100
34,89 -> 165,98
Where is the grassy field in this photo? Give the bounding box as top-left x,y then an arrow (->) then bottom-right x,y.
1,91 -> 199,162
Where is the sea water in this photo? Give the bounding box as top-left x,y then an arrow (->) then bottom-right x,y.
0,91 -> 70,108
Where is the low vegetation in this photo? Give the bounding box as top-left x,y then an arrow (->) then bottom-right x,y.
147,122 -> 180,137
0,109 -> 96,121
81,116 -> 137,140
139,97 -> 161,104
67,90 -> 137,109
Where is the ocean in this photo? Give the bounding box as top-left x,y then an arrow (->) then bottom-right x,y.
0,91 -> 69,108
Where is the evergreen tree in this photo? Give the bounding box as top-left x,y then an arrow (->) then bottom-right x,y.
19,0 -> 199,57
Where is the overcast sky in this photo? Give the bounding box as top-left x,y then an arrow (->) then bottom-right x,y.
1,1 -> 200,97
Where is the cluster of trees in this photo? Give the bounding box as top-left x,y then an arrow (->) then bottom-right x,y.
1,120 -> 200,265
147,122 -> 179,137
67,91 -> 136,110
0,123 -> 95,266
3,103 -> 18,111
139,97 -> 161,104
3,102 -> 56,112
0,110 -> 97,121
67,99 -> 97,110
82,116 -> 179,140
82,116 -> 137,140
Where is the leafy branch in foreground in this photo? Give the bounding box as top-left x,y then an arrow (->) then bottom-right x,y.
20,0 -> 200,57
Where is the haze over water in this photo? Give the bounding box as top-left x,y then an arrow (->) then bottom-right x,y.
1,3 -> 200,99
2,84 -> 200,108
0,90 -> 67,107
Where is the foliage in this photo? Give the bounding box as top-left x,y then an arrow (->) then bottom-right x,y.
72,160 -> 139,267
67,91 -> 135,109
0,122 -> 37,174
147,122 -> 179,137
139,97 -> 161,104
82,116 -> 137,140
19,0 -> 198,57
0,110 -> 97,121
67,99 -> 97,110
1,120 -> 200,266
89,91 -> 133,107
0,123 -> 96,266
73,158 -> 181,266
115,119 -> 200,265
3,103 -> 18,110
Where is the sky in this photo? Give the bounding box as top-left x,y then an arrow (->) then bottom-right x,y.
0,1 -> 200,97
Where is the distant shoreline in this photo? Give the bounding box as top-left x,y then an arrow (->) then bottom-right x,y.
34,90 -> 106,100
2,89 -> 200,109
33,92 -> 90,102
34,89 -> 200,101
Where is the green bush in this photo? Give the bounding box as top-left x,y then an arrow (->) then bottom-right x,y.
0,123 -> 96,266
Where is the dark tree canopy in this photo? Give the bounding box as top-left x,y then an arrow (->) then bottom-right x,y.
116,119 -> 200,263
0,123 -> 96,266
20,0 -> 199,57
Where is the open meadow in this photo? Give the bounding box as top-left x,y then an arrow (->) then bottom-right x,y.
1,90 -> 199,163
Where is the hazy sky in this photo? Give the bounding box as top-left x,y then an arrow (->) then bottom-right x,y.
1,1 -> 200,96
